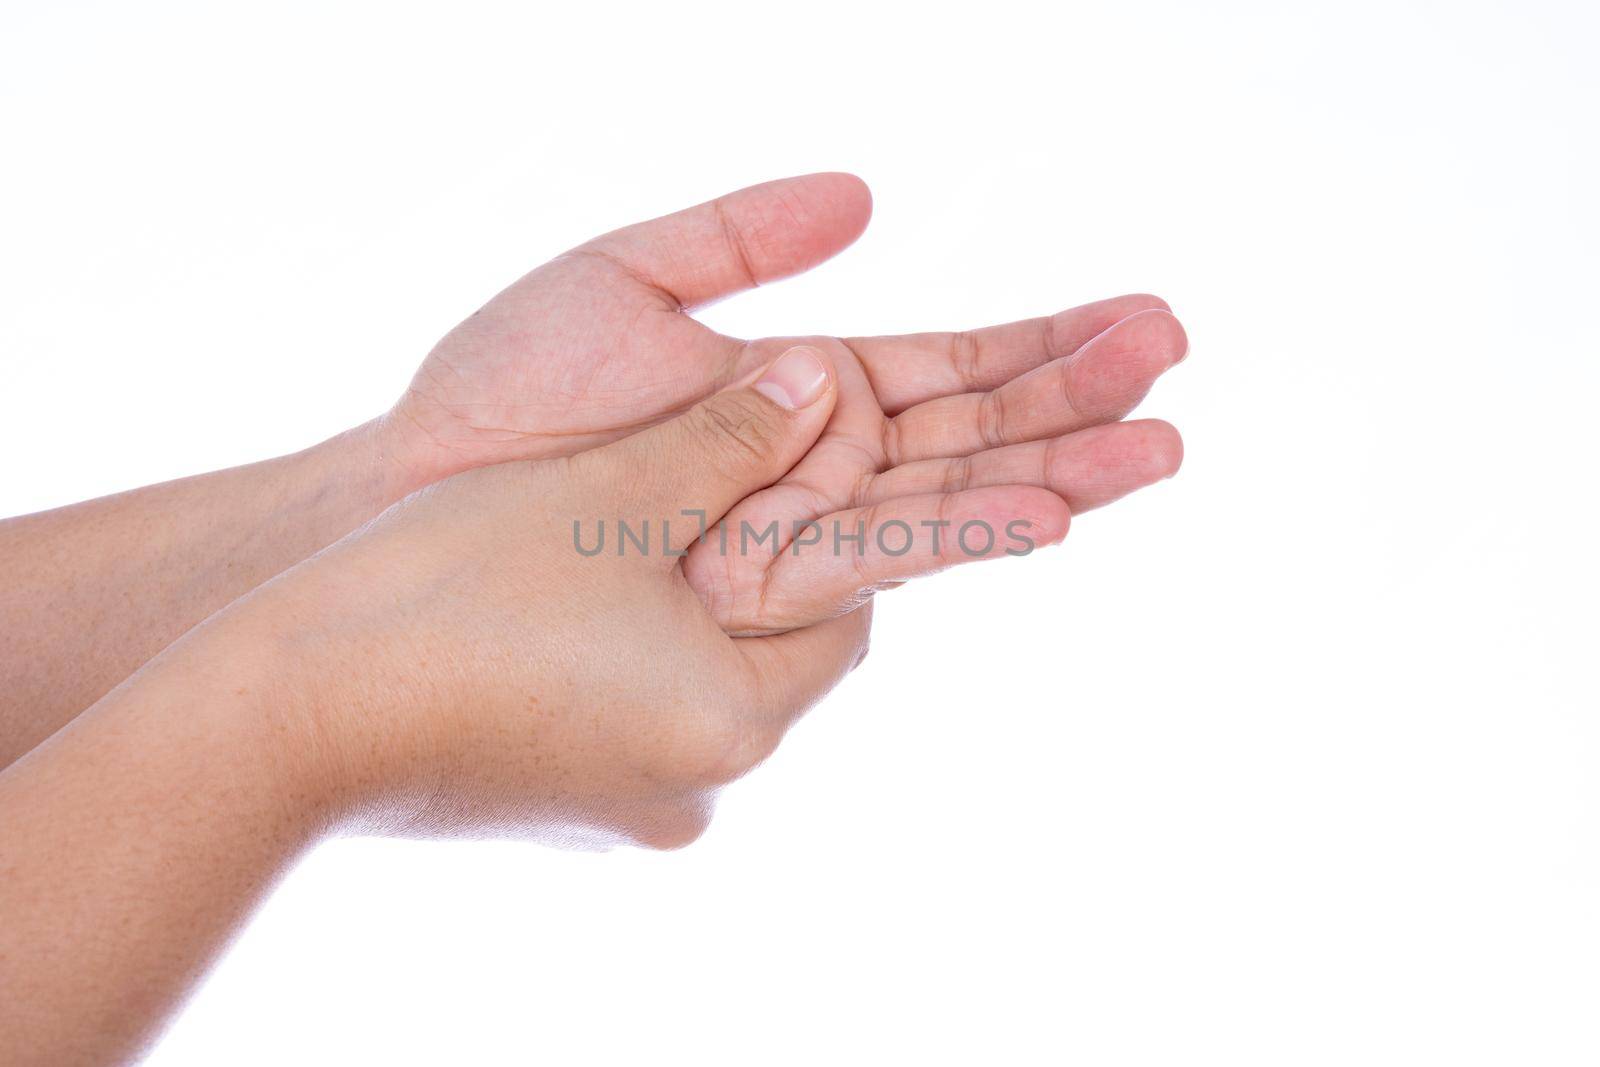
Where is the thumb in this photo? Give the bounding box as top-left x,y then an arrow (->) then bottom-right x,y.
580,173 -> 872,310
591,345 -> 836,555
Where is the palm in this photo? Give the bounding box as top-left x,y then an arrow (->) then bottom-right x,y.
390,174 -> 871,483
395,256 -> 750,475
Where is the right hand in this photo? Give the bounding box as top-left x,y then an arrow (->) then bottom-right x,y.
226,344 -> 1072,848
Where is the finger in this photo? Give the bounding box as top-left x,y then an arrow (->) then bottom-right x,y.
883,308 -> 1187,466
861,419 -> 1183,515
847,293 -> 1171,413
575,173 -> 872,310
745,487 -> 1071,633
584,345 -> 838,555
735,602 -> 874,732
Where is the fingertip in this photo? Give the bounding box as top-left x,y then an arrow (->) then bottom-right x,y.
1113,307 -> 1189,368
1072,292 -> 1172,323
808,171 -> 873,220
972,485 -> 1071,551
1104,292 -> 1172,315
776,171 -> 873,248
1155,421 -> 1185,478
1027,487 -> 1073,547
825,172 -> 874,247
1126,418 -> 1185,479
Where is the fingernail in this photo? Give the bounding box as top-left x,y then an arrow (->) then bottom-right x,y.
754,346 -> 829,410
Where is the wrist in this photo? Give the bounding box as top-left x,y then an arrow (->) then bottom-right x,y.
70,619 -> 347,850
167,631 -> 347,839
313,415 -> 437,515
0,610 -> 342,1063
198,550 -> 456,836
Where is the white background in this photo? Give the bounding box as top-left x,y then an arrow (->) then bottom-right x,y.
3,1 -> 1597,1063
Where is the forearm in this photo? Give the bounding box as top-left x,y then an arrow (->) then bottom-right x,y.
0,417 -> 414,768
0,618 -> 336,1067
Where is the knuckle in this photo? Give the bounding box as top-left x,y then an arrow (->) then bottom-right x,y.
949,330 -> 985,390
653,677 -> 776,791
976,389 -> 1008,450
631,800 -> 714,851
943,454 -> 975,494
880,415 -> 905,468
672,713 -> 778,790
692,395 -> 782,468
712,196 -> 762,289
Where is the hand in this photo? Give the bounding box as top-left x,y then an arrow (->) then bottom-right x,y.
0,360 -> 872,1064
380,173 -> 1183,519
381,172 -> 874,484
383,171 -> 1186,634
685,308 -> 1187,634
0,176 -> 1189,1064
0,169 -> 1183,785
238,347 -> 895,847
0,339 -> 1160,1062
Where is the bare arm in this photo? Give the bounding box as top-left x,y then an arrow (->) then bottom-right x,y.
0,420 -> 410,767
0,359 -> 872,1065
0,327 -> 1184,1064
0,617 -> 338,1066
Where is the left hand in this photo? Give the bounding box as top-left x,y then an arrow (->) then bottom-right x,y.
381,173 -> 1182,514
685,305 -> 1187,634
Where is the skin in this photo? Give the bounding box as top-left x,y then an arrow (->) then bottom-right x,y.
0,175 -> 1188,1064
0,172 -> 1182,767
686,309 -> 1187,633
1,355 -> 1032,1064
